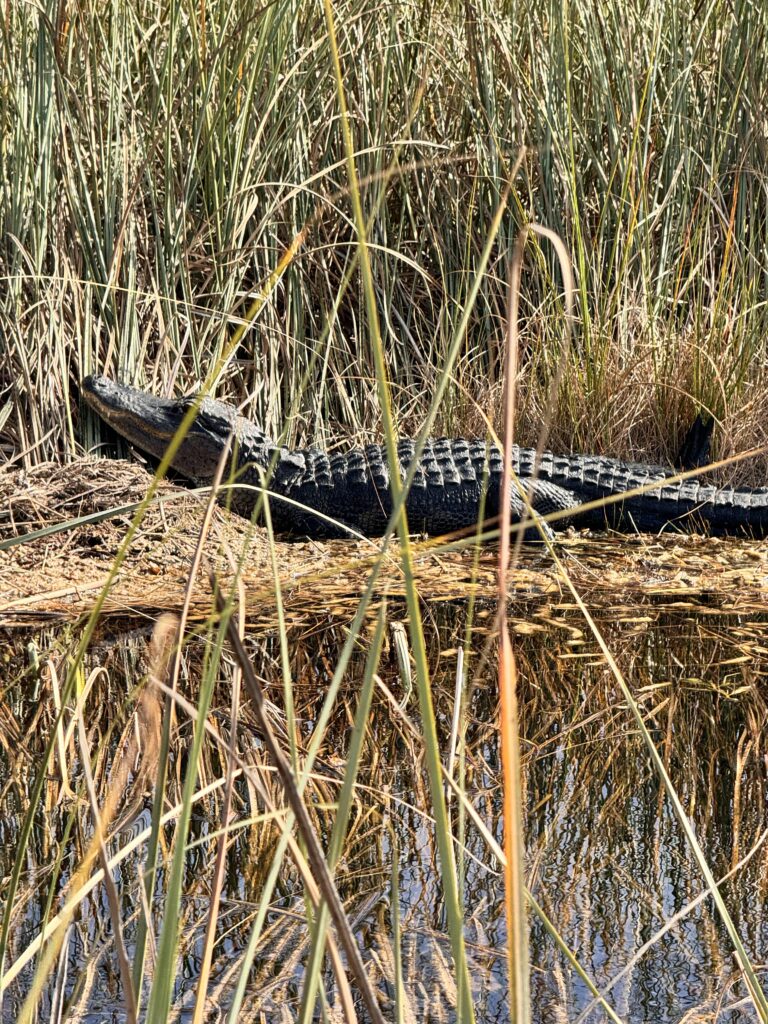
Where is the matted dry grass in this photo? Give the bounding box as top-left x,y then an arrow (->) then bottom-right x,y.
2,457 -> 768,628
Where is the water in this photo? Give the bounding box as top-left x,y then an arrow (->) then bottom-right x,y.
0,603 -> 766,1022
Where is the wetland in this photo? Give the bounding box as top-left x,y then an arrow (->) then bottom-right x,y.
1,464 -> 767,1022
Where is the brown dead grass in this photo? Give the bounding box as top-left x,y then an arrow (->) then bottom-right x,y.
1,457 -> 768,627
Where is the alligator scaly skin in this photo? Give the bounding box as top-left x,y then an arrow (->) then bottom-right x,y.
81,376 -> 768,538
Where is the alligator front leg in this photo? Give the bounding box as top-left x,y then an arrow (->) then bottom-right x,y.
513,478 -> 579,540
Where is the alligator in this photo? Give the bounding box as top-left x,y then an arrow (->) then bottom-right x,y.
82,375 -> 768,539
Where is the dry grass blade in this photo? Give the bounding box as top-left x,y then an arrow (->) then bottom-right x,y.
132,422 -> 232,1011
496,630 -> 528,1021
298,602 -> 387,1023
74,716 -> 138,1023
215,586 -> 386,1024
496,222 -> 575,1022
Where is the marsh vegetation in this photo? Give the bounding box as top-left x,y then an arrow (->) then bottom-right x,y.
2,0 -> 768,1020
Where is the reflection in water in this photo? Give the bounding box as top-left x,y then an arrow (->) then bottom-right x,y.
0,607 -> 766,1022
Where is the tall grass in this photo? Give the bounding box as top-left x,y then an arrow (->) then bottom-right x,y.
1,0 -> 767,465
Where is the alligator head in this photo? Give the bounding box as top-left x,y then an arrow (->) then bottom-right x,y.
81,374 -> 279,486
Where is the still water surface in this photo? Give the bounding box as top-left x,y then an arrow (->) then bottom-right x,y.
1,605 -> 766,1022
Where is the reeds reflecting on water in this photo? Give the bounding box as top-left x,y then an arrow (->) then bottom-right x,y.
0,607 -> 765,1022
